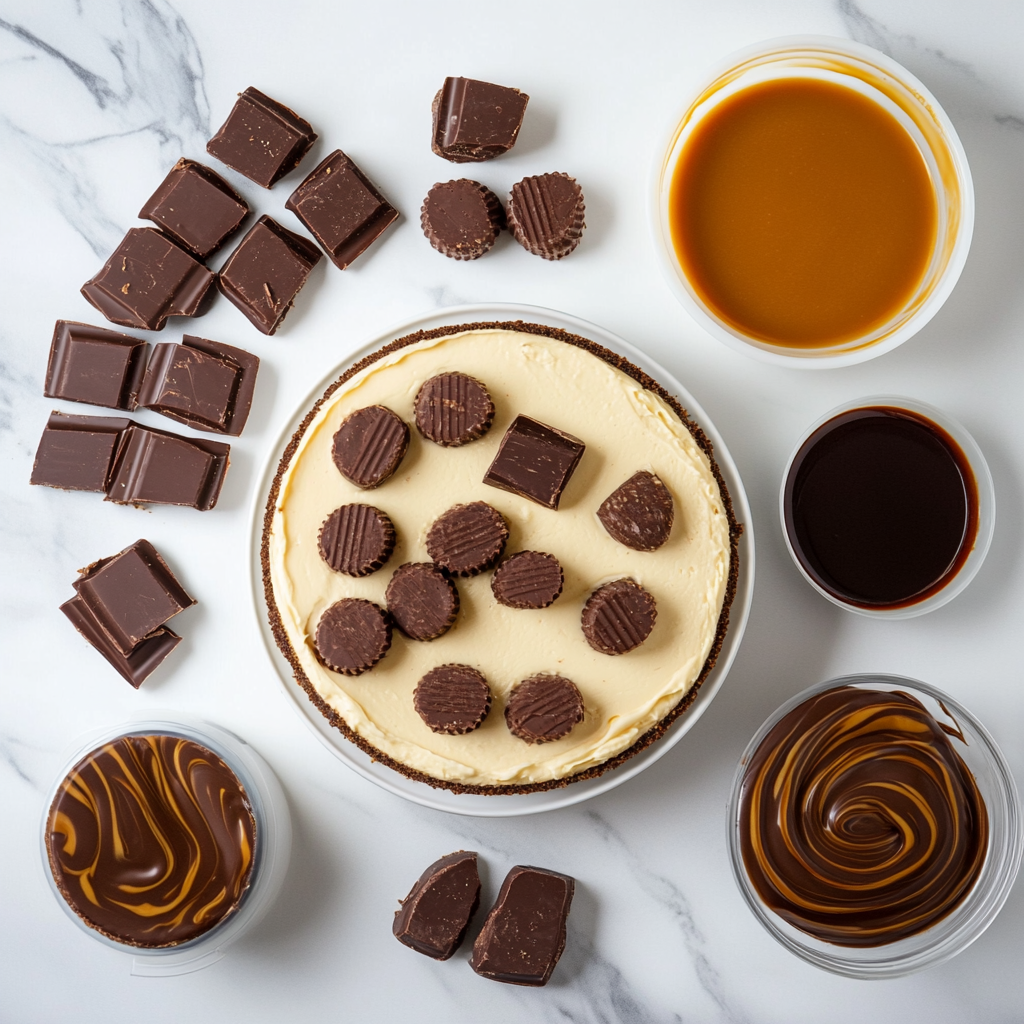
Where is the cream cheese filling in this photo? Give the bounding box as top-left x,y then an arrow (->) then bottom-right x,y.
268,329 -> 731,785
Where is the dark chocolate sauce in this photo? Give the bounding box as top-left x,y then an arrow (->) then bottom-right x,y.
783,406 -> 978,609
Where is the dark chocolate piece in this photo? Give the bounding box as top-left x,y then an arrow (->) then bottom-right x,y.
217,215 -> 322,335
483,415 -> 585,510
508,173 -> 585,260
426,501 -> 508,577
414,372 -> 495,446
385,563 -> 459,642
420,180 -> 505,259
581,578 -> 657,655
137,335 -> 259,435
105,424 -> 230,510
413,665 -> 492,734
597,471 -> 675,551
43,321 -> 147,410
505,674 -> 584,744
30,412 -> 131,492
139,158 -> 249,259
491,551 -> 563,609
206,86 -> 318,188
71,539 -> 194,656
331,405 -> 409,488
431,78 -> 529,163
314,598 -> 391,675
318,504 -> 396,577
470,865 -> 575,986
393,851 -> 481,960
80,227 -> 215,331
285,150 -> 398,270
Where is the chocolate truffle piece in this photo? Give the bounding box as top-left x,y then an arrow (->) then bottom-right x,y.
414,665 -> 492,734
314,598 -> 392,675
81,227 -> 215,331
414,372 -> 495,446
581,578 -> 657,655
139,158 -> 249,259
426,501 -> 508,577
44,321 -> 147,411
470,865 -> 575,986
285,150 -> 398,270
386,563 -> 459,642
318,504 -> 396,577
597,471 -> 675,551
105,424 -> 230,511
393,851 -> 482,960
206,86 -> 318,188
217,215 -> 322,335
507,173 -> 585,260
491,551 -> 564,609
420,180 -> 505,260
331,405 -> 409,488
30,412 -> 131,493
431,77 -> 529,163
505,674 -> 584,744
483,415 -> 585,510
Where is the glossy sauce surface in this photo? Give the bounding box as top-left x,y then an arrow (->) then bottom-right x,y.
669,77 -> 937,347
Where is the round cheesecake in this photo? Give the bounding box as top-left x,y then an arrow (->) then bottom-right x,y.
262,321 -> 739,793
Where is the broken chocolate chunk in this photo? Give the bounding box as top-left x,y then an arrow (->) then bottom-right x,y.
386,563 -> 459,641
44,321 -> 147,411
393,851 -> 482,960
331,405 -> 409,488
81,227 -> 215,331
420,180 -> 505,260
431,78 -> 529,163
30,412 -> 131,492
413,664 -> 492,734
139,158 -> 249,259
507,173 -> 585,260
414,372 -> 495,446
105,424 -> 229,510
505,674 -> 584,744
470,865 -> 575,986
206,87 -> 318,188
597,471 -> 674,551
314,598 -> 391,675
137,335 -> 259,435
318,504 -> 396,577
217,215 -> 322,335
483,415 -> 585,510
285,150 -> 398,270
426,501 -> 508,577
491,551 -> 564,609
581,578 -> 657,654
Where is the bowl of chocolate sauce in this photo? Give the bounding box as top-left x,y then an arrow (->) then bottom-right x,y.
780,397 -> 994,618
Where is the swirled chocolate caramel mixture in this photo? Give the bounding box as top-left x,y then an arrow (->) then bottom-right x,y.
739,686 -> 987,946
46,734 -> 256,947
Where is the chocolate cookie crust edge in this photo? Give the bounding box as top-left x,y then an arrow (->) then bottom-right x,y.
261,320 -> 743,795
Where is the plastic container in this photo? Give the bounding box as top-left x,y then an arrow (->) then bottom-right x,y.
41,713 -> 291,976
651,36 -> 974,368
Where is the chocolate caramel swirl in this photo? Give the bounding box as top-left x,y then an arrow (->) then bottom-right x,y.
739,686 -> 987,946
46,734 -> 256,947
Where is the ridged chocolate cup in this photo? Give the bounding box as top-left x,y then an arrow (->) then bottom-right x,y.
507,173 -> 585,260
421,180 -> 506,260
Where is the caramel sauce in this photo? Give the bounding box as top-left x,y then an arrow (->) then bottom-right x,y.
669,78 -> 938,348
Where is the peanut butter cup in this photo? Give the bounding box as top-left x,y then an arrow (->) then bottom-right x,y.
386,562 -> 459,641
421,180 -> 505,259
413,664 -> 492,734
414,372 -> 495,446
597,471 -> 675,551
426,501 -> 508,576
581,578 -> 657,654
491,551 -> 564,609
314,598 -> 391,675
507,173 -> 585,260
318,504 -> 396,577
331,405 -> 409,488
505,674 -> 584,744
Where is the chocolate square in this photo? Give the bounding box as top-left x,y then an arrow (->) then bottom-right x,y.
483,415 -> 585,509
139,158 -> 249,259
285,150 -> 398,269
432,78 -> 529,163
206,87 -> 318,188
218,215 -> 322,335
80,227 -> 215,331
30,412 -> 131,492
43,320 -> 147,410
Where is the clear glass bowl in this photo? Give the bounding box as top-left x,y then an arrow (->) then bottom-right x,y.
727,675 -> 1022,978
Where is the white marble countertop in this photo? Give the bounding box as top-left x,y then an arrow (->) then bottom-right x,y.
2,0 -> 1023,1020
